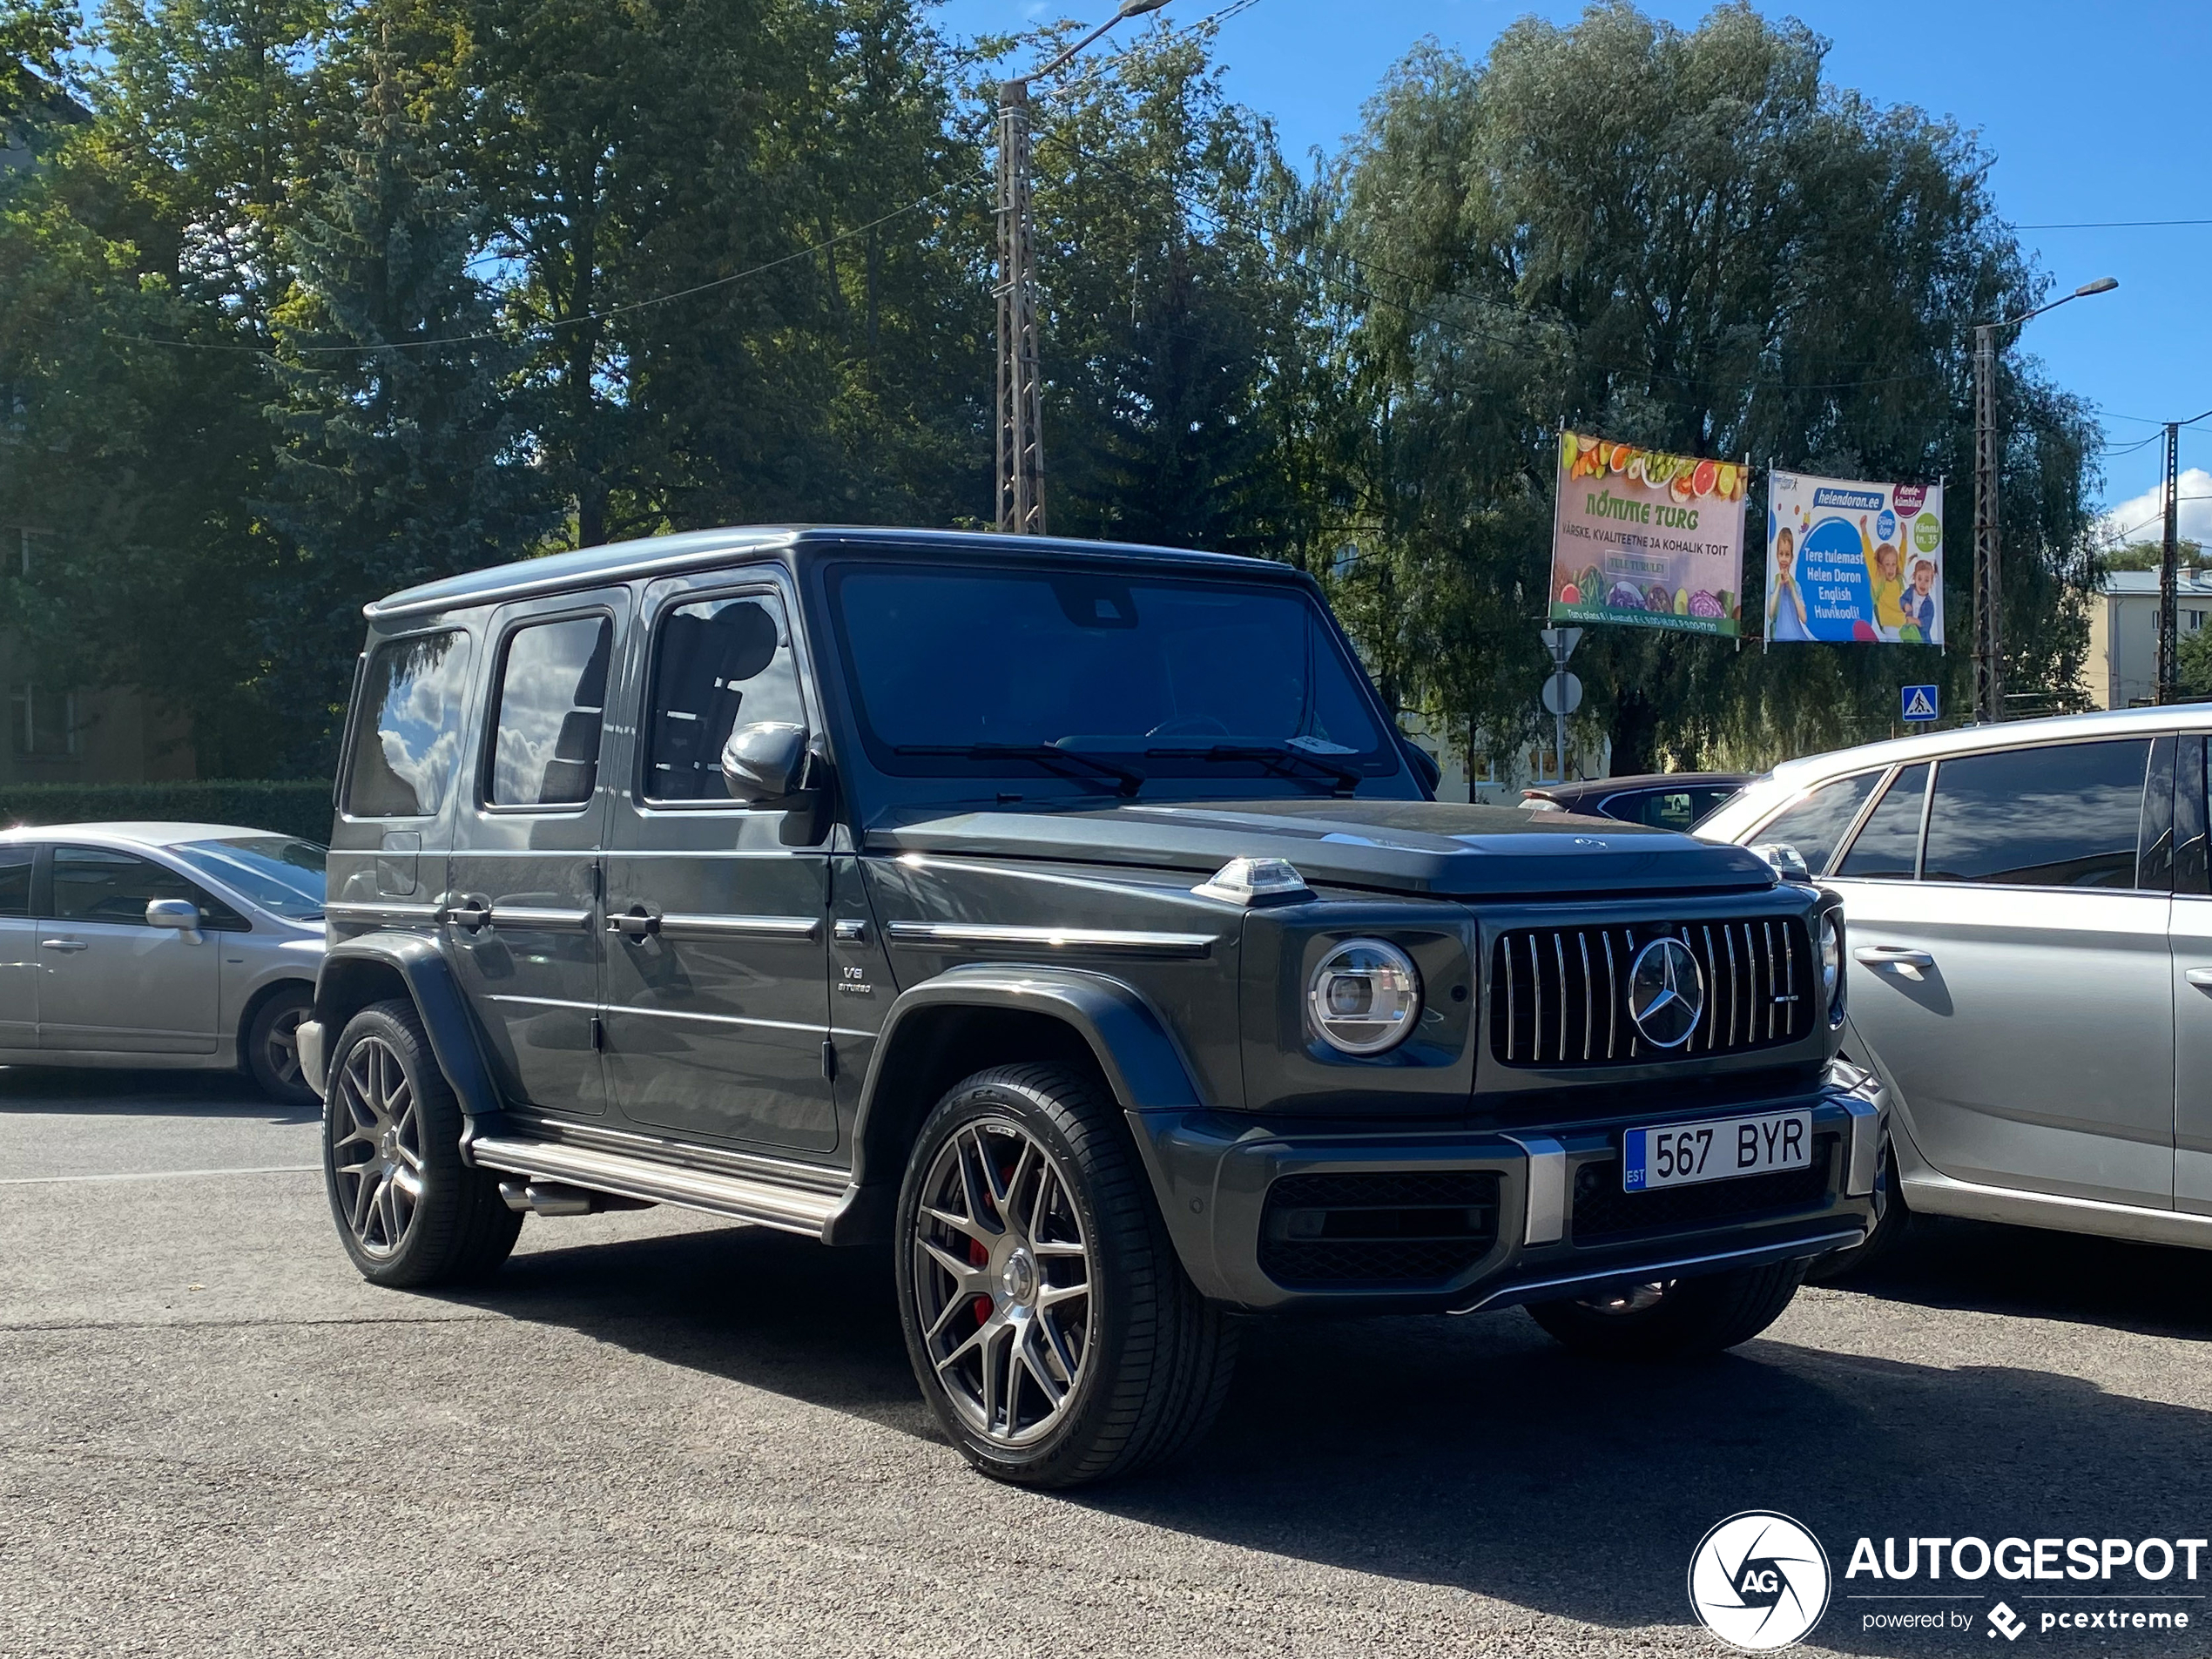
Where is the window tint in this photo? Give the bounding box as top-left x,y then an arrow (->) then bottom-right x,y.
488,616 -> 613,808
1921,739 -> 2153,889
51,846 -> 246,930
1617,786 -> 1738,832
0,845 -> 30,916
2180,735 -> 2209,897
1757,771 -> 1881,875
345,631 -> 470,818
644,594 -> 807,802
1836,763 -> 1928,880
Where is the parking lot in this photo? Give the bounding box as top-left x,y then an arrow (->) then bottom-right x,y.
6,1071 -> 2211,1658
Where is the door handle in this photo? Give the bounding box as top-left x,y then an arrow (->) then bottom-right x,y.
1854,943 -> 1935,976
438,898 -> 491,931
2186,968 -> 2212,989
608,907 -> 662,940
37,938 -> 87,953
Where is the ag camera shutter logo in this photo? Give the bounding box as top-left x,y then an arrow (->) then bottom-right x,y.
1688,1511 -> 1832,1650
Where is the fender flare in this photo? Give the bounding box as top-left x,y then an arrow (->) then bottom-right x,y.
314,932 -> 504,1128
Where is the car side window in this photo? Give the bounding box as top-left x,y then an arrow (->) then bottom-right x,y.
2180,735 -> 2209,896
0,846 -> 30,917
486,615 -> 614,810
51,846 -> 247,930
1921,738 -> 2155,889
345,630 -> 470,819
1834,763 -> 1928,880
1756,771 -> 1881,875
643,592 -> 808,803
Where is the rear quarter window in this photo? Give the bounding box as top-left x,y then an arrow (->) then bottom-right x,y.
345,631 -> 471,819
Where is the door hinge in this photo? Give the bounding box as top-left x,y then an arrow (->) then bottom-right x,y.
820,1037 -> 838,1082
590,1015 -> 605,1052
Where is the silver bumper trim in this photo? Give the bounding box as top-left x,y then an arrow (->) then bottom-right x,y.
1503,1134 -> 1568,1244
1447,1226 -> 1865,1316
298,1019 -> 327,1099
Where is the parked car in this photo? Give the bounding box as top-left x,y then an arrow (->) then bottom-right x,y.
303,526 -> 1882,1488
0,823 -> 327,1103
1520,772 -> 1752,830
1698,707 -> 2211,1277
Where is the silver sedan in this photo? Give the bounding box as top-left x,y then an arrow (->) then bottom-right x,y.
1699,706 -> 2209,1270
0,823 -> 327,1103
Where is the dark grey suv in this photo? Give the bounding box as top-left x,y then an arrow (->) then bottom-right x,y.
302,527 -> 1883,1488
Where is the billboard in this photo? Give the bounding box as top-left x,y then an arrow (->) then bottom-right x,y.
1766,472 -> 1945,644
1548,432 -> 1748,637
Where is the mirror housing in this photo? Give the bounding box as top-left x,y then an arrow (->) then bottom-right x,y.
146,898 -> 204,941
719,720 -> 810,804
1749,841 -> 1812,882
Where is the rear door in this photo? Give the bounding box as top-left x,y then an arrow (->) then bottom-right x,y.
0,843 -> 37,1049
1837,738 -> 2174,1208
37,845 -> 227,1054
2168,735 -> 2212,1212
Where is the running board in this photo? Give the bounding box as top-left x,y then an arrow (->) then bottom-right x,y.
469,1136 -> 845,1238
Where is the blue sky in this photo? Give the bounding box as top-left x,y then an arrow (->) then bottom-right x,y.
934,0 -> 2212,546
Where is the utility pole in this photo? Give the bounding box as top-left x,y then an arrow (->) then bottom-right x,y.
1969,276 -> 2119,723
993,0 -> 1171,535
2161,420 -> 2182,704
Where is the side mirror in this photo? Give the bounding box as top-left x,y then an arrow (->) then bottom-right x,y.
146,898 -> 204,941
1749,842 -> 1812,882
720,720 -> 810,804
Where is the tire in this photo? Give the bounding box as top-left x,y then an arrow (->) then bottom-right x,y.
1805,1142 -> 1909,1285
245,983 -> 318,1106
321,998 -> 522,1289
1525,1258 -> 1807,1360
894,1062 -> 1238,1488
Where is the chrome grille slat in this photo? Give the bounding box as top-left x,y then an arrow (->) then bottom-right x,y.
1490,916 -> 1813,1069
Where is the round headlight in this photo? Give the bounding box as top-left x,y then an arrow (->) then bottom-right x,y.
1818,911 -> 1845,1026
1307,938 -> 1421,1055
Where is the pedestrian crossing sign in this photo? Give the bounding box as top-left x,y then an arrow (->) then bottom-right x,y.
1902,684 -> 1939,723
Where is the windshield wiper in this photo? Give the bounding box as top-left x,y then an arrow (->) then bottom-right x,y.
894,743 -> 1145,799
1144,742 -> 1363,795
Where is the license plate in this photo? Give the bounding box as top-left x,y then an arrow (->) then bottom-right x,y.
1622,1109 -> 1812,1192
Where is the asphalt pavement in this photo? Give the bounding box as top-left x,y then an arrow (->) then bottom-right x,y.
6,1069 -> 2212,1658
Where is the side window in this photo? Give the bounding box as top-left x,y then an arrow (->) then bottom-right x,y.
1756,771 -> 1881,875
344,631 -> 470,819
644,593 -> 807,803
51,846 -> 247,931
1921,739 -> 2155,890
0,845 -> 30,916
2180,735 -> 2209,896
1835,763 -> 1928,880
487,616 -> 614,810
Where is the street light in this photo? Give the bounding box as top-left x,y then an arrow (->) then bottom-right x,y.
1972,275 -> 2119,723
995,0 -> 1171,535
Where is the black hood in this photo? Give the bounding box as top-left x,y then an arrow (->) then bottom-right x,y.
866,797 -> 1775,900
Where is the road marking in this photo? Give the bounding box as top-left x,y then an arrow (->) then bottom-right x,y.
0,1163 -> 320,1185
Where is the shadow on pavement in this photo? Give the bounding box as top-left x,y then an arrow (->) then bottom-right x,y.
0,1066 -> 310,1123
448,1217 -> 2212,1654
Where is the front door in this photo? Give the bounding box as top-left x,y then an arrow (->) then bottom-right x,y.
1836,738 -> 2175,1210
443,590 -> 629,1116
38,844 -> 222,1054
602,574 -> 837,1153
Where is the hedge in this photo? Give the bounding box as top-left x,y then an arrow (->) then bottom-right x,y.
0,780 -> 337,843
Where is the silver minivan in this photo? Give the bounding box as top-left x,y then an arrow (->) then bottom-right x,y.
1699,708 -> 2210,1264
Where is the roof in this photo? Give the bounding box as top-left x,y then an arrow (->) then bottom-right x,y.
365,525 -> 1290,622
0,821 -> 290,846
1762,704 -> 2212,792
1530,772 -> 1752,799
2099,569 -> 2212,597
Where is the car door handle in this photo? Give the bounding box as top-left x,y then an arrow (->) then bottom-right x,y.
607,908 -> 662,940
438,899 -> 491,930
37,938 -> 87,953
2186,968 -> 2212,989
1854,944 -> 1935,973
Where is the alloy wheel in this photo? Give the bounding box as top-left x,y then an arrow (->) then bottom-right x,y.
910,1118 -> 1094,1447
263,1006 -> 307,1089
329,1035 -> 423,1258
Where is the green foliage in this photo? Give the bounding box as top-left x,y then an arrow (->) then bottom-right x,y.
2182,624 -> 2212,700
0,778 -> 333,840
2103,539 -> 2202,574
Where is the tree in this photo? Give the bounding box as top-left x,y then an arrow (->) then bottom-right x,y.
1324,3 -> 2101,774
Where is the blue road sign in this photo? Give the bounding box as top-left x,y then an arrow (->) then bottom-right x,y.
1902,684 -> 1939,723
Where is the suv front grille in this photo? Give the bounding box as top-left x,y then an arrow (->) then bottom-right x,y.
1570,1136 -> 1836,1241
1258,1170 -> 1501,1288
1490,918 -> 1813,1068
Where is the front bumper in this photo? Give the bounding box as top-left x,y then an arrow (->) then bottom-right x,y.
298,1019 -> 328,1100
1125,1065 -> 1885,1313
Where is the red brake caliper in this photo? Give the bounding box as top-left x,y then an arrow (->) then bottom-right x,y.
970,1236 -> 992,1325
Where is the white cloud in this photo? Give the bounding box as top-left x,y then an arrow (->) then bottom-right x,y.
2097,467 -> 2212,550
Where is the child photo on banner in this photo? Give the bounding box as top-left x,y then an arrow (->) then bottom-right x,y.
1765,472 -> 1944,645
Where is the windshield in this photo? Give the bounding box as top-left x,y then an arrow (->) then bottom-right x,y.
173,837 -> 328,921
827,563 -> 1399,791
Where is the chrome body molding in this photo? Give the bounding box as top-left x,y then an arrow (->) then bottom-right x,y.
1447,1227 -> 1865,1316
1899,1163 -> 2212,1249
885,921 -> 1216,958
469,1135 -> 845,1238
325,900 -> 441,926
657,913 -> 822,941
489,906 -> 594,931
501,1112 -> 847,1192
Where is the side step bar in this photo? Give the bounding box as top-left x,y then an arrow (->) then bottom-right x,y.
469,1135 -> 845,1239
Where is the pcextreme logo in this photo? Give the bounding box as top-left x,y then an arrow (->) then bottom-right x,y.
1688,1511 -> 1833,1650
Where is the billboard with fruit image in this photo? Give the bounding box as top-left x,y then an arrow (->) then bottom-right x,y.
1765,471 -> 1944,645
1549,431 -> 1747,637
